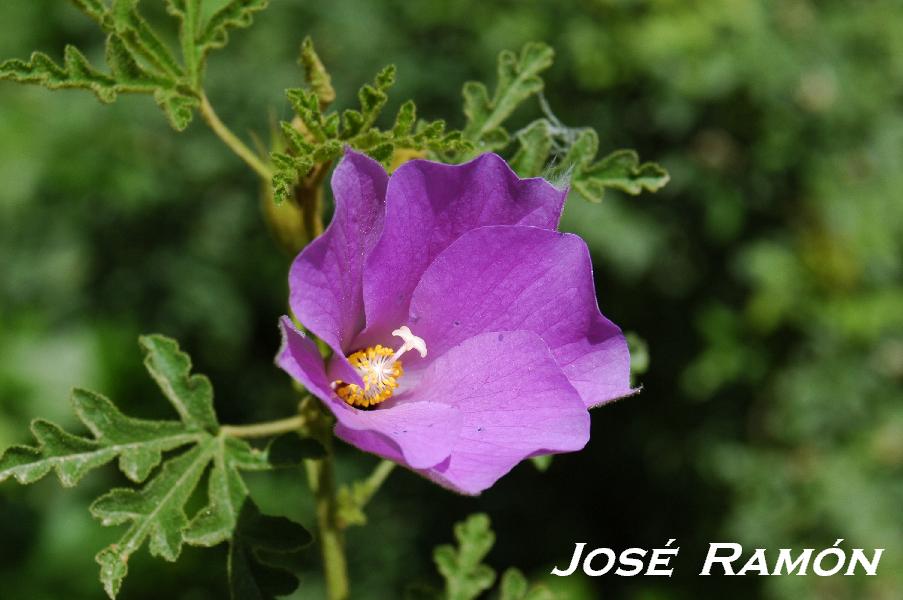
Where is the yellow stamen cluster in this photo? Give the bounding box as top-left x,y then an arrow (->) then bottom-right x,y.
335,345 -> 404,408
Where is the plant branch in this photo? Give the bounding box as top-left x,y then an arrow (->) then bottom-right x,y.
198,92 -> 273,180
220,414 -> 307,439
357,460 -> 396,511
306,447 -> 350,600
297,161 -> 330,241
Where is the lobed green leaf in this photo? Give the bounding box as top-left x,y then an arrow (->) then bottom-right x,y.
422,515 -> 556,600
0,388 -> 203,488
2,0 -> 268,131
154,88 -> 200,131
165,0 -> 203,83
108,0 -> 183,79
498,568 -> 555,600
299,36 -> 335,106
92,440 -> 217,598
434,514 -> 497,600
462,42 -> 554,149
139,334 -> 219,432
0,32 -> 193,130
1,47 -> 139,104
183,436 -> 268,547
572,148 -> 670,203
197,0 -> 270,60
272,46 -> 469,203
509,119 -> 553,177
70,0 -> 108,23
0,334 -> 305,598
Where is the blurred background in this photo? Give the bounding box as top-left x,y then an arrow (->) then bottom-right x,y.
1,0 -> 901,598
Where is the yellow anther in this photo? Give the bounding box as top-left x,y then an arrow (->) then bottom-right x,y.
333,327 -> 427,409
335,345 -> 404,408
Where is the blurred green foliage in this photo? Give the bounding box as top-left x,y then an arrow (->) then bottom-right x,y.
1,1 -> 901,599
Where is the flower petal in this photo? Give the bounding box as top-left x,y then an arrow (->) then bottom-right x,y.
333,401 -> 461,470
289,150 -> 388,384
275,316 -> 339,401
276,317 -> 459,470
412,330 -> 589,494
408,225 -> 632,408
359,153 -> 566,345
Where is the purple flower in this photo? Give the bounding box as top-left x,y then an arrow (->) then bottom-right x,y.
277,150 -> 632,494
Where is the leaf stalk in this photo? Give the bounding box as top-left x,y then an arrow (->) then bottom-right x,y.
198,92 -> 273,180
220,414 -> 307,439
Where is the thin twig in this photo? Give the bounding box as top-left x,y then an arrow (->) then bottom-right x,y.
198,92 -> 273,180
220,414 -> 307,439
356,460 -> 396,510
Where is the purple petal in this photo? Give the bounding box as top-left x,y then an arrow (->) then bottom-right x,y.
288,150 -> 389,384
275,317 -> 340,401
358,153 -> 567,345
333,401 -> 461,470
276,317 -> 460,470
411,330 -> 589,494
408,225 -> 632,408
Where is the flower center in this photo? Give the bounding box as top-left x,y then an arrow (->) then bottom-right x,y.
333,326 -> 427,408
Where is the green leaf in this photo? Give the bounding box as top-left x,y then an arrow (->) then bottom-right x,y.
197,0 -> 269,61
0,334 -> 301,598
1,47 -> 127,104
573,149 -> 670,203
510,119 -> 553,177
183,437 -> 269,547
299,36 -> 335,106
270,151 -> 314,205
434,514 -> 497,600
154,88 -> 200,131
343,65 -> 396,138
393,100 -> 417,137
70,0 -> 108,23
556,128 -> 598,172
0,388 -> 203,488
139,334 -> 219,433
105,34 -> 163,85
228,501 -> 311,600
164,0 -> 203,83
1,18 -> 195,130
421,516 -> 555,600
336,484 -> 368,528
108,0 -> 183,79
280,122 -> 314,155
335,470 -> 384,528
287,88 -> 328,140
498,569 -> 528,600
498,568 -> 555,600
6,0 -> 268,132
92,440 -> 217,598
368,142 -> 395,164
273,58 -> 472,204
463,43 -> 554,147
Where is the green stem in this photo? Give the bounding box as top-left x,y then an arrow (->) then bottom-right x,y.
198,93 -> 273,181
219,414 -> 306,439
300,180 -> 324,241
178,0 -> 201,87
306,448 -> 350,600
356,460 -> 396,509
